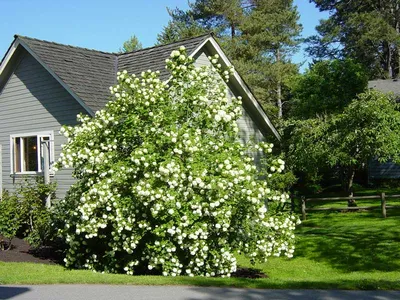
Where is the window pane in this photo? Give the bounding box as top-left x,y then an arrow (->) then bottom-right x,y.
24,136 -> 38,171
14,138 -> 21,172
12,134 -> 52,173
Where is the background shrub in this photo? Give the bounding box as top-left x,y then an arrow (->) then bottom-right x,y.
0,191 -> 20,250
0,178 -> 57,250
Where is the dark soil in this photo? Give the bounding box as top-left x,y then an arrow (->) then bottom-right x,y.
232,267 -> 268,279
0,237 -> 62,265
0,237 -> 268,279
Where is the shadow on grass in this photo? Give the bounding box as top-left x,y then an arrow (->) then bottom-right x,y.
295,209 -> 400,272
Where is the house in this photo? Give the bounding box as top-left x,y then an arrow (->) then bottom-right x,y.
368,79 -> 400,179
0,34 -> 280,198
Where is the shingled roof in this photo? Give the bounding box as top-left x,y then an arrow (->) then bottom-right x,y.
0,33 -> 280,140
118,35 -> 209,81
15,34 -> 210,113
368,79 -> 400,95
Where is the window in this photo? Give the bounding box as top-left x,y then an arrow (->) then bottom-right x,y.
10,132 -> 54,174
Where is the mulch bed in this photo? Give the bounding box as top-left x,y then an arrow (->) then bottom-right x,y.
0,237 -> 60,265
232,267 -> 268,279
0,237 -> 269,279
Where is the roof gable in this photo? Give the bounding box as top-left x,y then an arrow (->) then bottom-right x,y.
0,34 -> 279,140
18,36 -> 116,113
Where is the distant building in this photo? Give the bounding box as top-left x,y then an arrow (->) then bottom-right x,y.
368,79 -> 400,179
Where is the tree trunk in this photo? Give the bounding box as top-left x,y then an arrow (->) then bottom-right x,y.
392,47 -> 399,78
276,47 -> 283,119
347,167 -> 357,207
383,41 -> 392,78
29,214 -> 34,232
348,168 -> 355,191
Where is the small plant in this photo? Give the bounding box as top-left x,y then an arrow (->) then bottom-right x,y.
0,177 -> 57,250
16,177 -> 57,247
0,191 -> 20,250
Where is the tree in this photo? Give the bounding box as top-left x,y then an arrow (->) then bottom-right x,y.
285,90 -> 400,191
55,47 -> 298,276
157,1 -> 246,45
328,90 -> 400,190
157,8 -> 208,45
289,59 -> 369,119
283,117 -> 330,186
157,0 -> 302,120
241,0 -> 302,118
119,35 -> 143,53
307,0 -> 400,79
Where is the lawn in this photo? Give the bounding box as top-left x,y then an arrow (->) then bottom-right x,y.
1,208 -> 399,289
302,186 -> 400,212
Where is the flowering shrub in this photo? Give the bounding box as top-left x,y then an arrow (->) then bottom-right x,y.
56,46 -> 299,277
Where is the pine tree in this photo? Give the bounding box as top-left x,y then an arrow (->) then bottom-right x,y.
119,35 -> 143,53
156,8 -> 208,45
157,0 -> 302,119
308,0 -> 400,79
241,0 -> 302,118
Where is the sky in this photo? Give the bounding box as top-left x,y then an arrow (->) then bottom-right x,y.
0,0 -> 329,71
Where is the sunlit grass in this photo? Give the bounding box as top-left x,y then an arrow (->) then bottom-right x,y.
1,207 -> 400,289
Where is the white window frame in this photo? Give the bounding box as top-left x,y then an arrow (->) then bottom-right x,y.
10,131 -> 55,175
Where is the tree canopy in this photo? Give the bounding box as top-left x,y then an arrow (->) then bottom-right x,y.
289,59 -> 369,119
157,8 -> 208,45
285,90 -> 400,190
119,35 -> 143,53
307,0 -> 400,79
157,0 -> 302,120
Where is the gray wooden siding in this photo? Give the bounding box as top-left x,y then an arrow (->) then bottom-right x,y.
0,48 -> 271,199
194,51 -> 266,165
368,160 -> 400,179
193,51 -> 211,68
0,50 -> 85,198
194,52 -> 265,141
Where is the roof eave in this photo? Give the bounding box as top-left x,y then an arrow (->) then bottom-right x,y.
0,36 -> 19,76
1,36 -> 95,117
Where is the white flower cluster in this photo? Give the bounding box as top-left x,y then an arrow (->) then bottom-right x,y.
56,46 -> 299,277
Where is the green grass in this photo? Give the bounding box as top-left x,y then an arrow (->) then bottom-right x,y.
301,186 -> 400,210
309,185 -> 400,197
356,187 -> 400,195
305,198 -> 400,210
1,208 -> 400,289
297,209 -> 400,272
